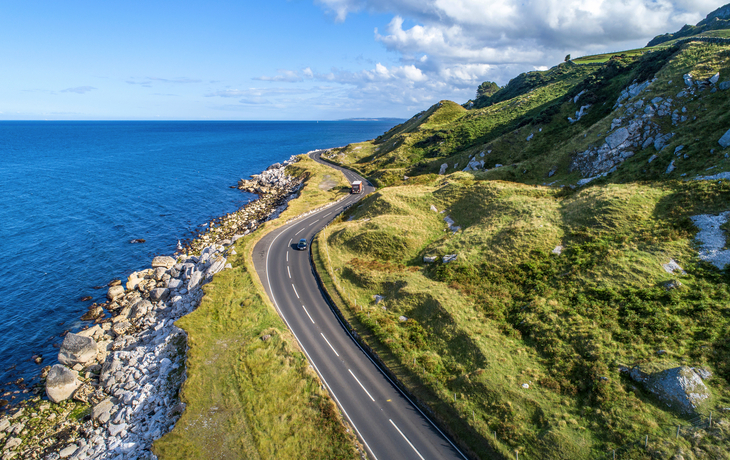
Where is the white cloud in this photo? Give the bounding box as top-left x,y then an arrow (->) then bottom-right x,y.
315,0 -> 728,96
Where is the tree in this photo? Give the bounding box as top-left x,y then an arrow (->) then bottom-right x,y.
476,81 -> 500,99
565,54 -> 571,62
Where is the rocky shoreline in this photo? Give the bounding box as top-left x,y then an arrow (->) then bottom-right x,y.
0,155 -> 305,460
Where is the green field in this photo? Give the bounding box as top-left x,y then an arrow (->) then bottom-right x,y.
316,39 -> 730,459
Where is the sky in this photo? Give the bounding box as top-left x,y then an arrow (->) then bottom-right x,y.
0,0 -> 726,120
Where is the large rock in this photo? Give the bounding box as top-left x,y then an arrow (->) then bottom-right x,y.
58,333 -> 98,366
106,285 -> 124,301
718,128 -> 730,149
91,398 -> 114,424
605,127 -> 629,150
150,287 -> 170,302
151,256 -> 176,269
629,365 -> 711,414
187,270 -> 203,290
126,272 -> 142,291
167,278 -> 183,290
129,299 -> 152,320
439,163 -> 448,175
46,364 -> 81,403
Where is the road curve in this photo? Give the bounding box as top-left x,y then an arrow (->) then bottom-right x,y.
252,151 -> 467,460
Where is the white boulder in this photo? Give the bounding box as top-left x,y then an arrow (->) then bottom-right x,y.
46,364 -> 81,403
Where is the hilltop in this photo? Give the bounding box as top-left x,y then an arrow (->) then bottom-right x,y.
648,4 -> 730,47
315,7 -> 730,460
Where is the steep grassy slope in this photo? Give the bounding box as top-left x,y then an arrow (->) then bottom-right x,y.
323,42 -> 730,191
317,38 -> 730,459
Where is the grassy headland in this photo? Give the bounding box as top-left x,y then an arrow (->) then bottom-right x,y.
153,155 -> 359,460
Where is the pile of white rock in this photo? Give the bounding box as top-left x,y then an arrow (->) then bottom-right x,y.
39,248 -> 231,459
237,155 -> 298,195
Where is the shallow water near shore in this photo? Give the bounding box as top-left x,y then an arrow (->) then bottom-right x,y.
0,120 -> 397,390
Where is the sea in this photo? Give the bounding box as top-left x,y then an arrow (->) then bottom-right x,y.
0,120 -> 398,395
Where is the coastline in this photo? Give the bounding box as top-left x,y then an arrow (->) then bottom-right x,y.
0,154 -> 311,459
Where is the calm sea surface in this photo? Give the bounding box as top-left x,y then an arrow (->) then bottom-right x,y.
0,120 -> 397,389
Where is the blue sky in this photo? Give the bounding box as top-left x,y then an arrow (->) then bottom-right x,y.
1,0 -> 726,120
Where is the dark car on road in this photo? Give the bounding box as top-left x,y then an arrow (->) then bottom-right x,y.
297,238 -> 307,250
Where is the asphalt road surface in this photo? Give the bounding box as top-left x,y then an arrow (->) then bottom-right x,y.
252,151 -> 468,460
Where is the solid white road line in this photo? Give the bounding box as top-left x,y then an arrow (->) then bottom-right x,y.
295,228 -> 305,235
389,420 -> 425,460
301,304 -> 315,323
321,333 -> 339,357
264,228 -> 379,460
287,266 -> 291,278
348,369 -> 375,402
292,284 -> 299,298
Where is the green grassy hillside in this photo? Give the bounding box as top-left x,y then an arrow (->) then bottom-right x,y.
318,37 -> 730,459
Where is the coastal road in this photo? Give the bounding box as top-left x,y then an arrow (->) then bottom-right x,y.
253,151 -> 467,460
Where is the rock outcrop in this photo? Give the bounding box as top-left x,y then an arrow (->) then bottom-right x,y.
628,365 -> 712,415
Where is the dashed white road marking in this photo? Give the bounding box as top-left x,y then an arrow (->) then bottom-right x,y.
308,219 -> 320,226
295,228 -> 305,235
287,266 -> 291,278
323,212 -> 332,218
292,284 -> 299,298
302,304 -> 315,323
288,238 -> 292,246
348,369 -> 375,402
321,333 -> 339,357
389,420 -> 425,460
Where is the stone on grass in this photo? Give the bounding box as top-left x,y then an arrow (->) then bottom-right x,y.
629,365 -> 711,415
439,163 -> 448,175
58,333 -> 97,366
552,245 -> 563,255
46,364 -> 81,403
662,259 -> 686,275
719,128 -> 730,149
720,81 -> 730,91
373,295 -> 385,304
151,256 -> 176,269
442,254 -> 458,263
423,256 -> 437,263
398,316 -> 408,322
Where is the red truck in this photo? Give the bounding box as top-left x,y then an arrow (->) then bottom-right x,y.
351,181 -> 363,194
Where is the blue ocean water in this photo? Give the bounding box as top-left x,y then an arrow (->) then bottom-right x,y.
0,120 -> 397,390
